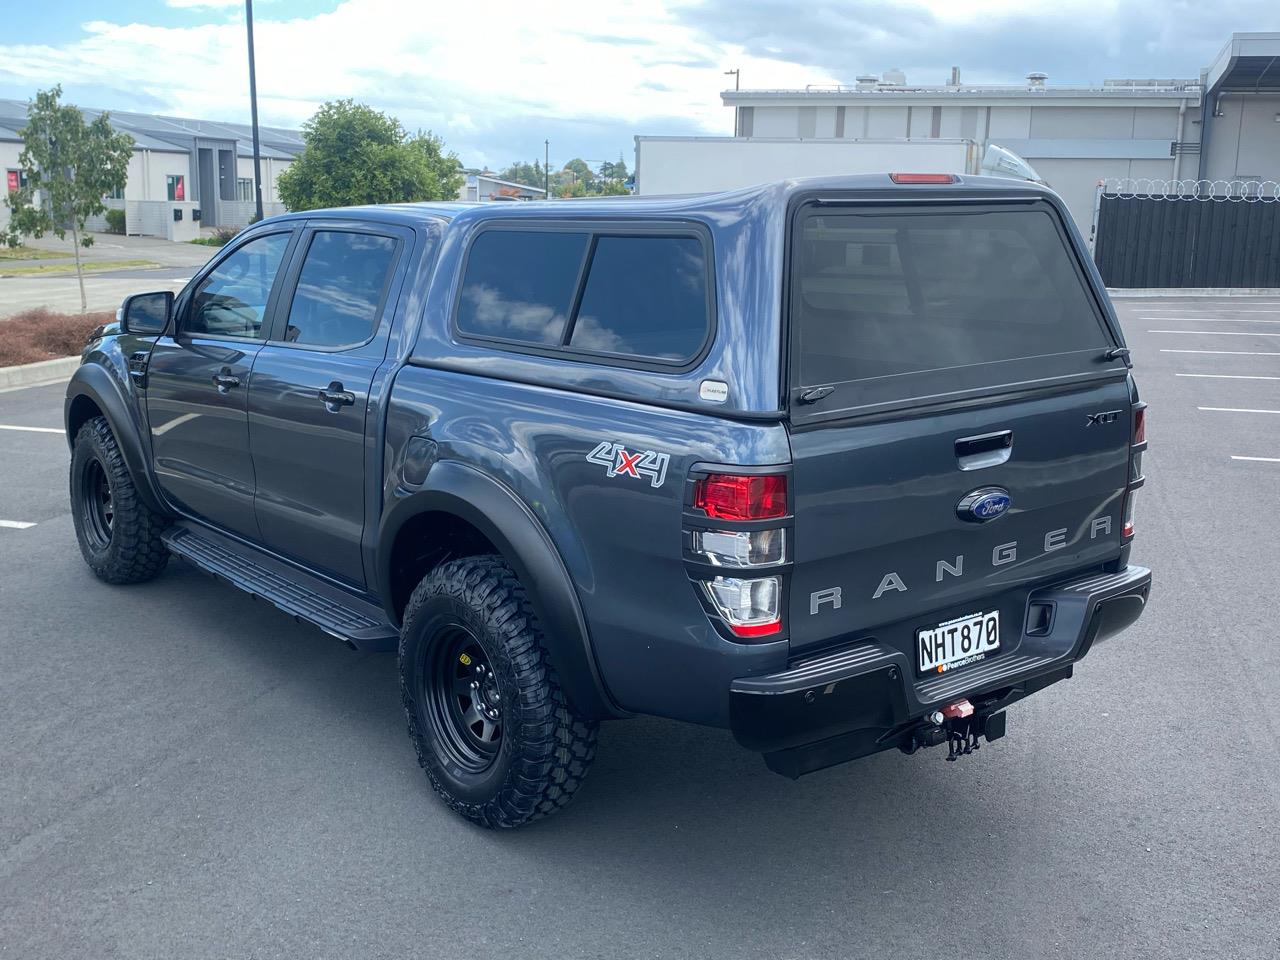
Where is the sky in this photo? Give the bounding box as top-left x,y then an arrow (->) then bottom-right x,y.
1,1 -> 1277,171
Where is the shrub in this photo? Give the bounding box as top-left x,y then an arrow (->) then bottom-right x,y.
0,309 -> 114,367
104,208 -> 126,234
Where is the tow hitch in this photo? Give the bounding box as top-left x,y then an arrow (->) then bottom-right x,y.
907,700 -> 1007,760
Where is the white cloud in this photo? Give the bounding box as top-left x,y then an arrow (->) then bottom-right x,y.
0,0 -> 834,166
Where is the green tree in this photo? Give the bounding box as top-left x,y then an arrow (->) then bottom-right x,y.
4,85 -> 134,312
277,100 -> 463,211
498,160 -> 546,190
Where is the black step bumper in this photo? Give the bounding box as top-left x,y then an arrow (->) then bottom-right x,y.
729,565 -> 1151,774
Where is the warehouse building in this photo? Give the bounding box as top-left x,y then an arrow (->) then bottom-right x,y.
0,100 -> 299,237
649,32 -> 1280,237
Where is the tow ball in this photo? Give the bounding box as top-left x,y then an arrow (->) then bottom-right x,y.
911,700 -> 1007,760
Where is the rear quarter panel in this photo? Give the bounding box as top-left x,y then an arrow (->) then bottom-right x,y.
384,367 -> 792,725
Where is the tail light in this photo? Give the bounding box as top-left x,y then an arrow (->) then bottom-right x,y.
701,576 -> 781,638
694,473 -> 787,520
1124,403 -> 1147,539
688,471 -> 789,640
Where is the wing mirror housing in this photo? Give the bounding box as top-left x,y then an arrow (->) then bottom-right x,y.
119,291 -> 173,336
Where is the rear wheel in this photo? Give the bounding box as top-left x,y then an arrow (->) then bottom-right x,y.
70,416 -> 168,584
399,555 -> 598,828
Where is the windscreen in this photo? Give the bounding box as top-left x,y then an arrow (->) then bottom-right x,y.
793,204 -> 1113,400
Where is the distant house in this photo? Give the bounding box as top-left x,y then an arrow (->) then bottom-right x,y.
0,99 -> 300,235
459,172 -> 547,202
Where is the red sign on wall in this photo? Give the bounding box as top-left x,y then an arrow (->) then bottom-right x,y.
6,170 -> 18,194
174,176 -> 184,201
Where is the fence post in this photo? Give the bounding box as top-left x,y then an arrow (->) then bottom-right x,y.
1089,179 -> 1104,256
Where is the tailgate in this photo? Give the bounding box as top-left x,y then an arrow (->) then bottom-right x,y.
785,195 -> 1132,655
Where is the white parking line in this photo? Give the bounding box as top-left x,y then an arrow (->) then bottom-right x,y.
0,424 -> 62,434
0,520 -> 37,530
1140,310 -> 1280,315
1161,349 -> 1280,356
1150,330 -> 1280,337
1176,373 -> 1280,381
1232,456 -> 1280,463
1139,317 -> 1280,323
1199,407 -> 1280,414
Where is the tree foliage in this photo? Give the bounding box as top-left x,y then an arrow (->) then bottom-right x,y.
3,86 -> 134,311
498,160 -> 548,190
277,100 -> 464,211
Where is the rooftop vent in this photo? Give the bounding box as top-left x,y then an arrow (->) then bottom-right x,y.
882,68 -> 906,86
855,74 -> 879,90
1027,72 -> 1048,88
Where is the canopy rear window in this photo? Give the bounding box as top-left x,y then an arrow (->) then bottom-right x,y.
791,202 -> 1118,415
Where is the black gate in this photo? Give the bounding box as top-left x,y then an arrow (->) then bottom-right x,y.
1093,181 -> 1280,288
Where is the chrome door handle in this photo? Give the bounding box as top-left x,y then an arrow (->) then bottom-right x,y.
212,371 -> 240,392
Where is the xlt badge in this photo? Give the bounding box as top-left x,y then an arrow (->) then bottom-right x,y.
1086,409 -> 1123,426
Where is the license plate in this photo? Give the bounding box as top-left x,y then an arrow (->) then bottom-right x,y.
917,610 -> 1000,675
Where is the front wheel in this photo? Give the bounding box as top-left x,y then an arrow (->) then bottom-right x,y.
70,416 -> 169,584
399,556 -> 598,828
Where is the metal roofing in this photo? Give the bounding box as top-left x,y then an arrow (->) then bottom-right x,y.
1204,33 -> 1280,93
0,98 -> 302,158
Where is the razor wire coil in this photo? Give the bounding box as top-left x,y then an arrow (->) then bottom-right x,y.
1101,178 -> 1280,201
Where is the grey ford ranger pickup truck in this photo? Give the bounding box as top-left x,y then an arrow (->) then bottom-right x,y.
65,174 -> 1151,828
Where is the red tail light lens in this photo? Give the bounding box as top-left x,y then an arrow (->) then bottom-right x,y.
694,474 -> 787,521
889,172 -> 956,184
1134,407 -> 1146,444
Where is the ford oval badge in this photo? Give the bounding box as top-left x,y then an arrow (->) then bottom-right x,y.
957,487 -> 1011,523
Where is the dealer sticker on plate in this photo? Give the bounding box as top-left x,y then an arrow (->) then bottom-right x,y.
917,609 -> 1000,674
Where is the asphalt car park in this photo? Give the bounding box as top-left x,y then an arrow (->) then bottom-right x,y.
1,296 -> 1276,960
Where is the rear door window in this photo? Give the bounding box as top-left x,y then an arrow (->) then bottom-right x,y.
791,202 -> 1117,413
283,230 -> 400,348
455,226 -> 712,365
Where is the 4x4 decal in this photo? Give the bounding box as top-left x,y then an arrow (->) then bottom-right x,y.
586,442 -> 670,489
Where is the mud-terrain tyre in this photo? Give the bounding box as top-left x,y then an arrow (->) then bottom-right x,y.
70,415 -> 169,584
399,555 -> 598,828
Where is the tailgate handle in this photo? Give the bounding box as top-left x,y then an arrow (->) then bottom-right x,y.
955,430 -> 1013,471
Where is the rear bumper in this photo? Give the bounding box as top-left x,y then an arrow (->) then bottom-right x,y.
729,564 -> 1151,774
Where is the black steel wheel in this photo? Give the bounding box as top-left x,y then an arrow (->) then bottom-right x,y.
425,624 -> 504,773
69,415 -> 169,584
399,555 -> 598,828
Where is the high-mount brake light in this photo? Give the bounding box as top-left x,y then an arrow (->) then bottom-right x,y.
889,173 -> 956,184
694,474 -> 787,521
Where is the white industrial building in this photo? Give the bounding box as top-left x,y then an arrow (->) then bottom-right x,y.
1,100 -> 298,238
458,172 -> 547,201
637,32 -> 1280,237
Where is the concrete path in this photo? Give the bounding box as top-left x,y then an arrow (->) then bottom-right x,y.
1,232 -> 216,318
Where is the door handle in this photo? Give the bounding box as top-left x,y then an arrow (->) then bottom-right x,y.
955,430 -> 1013,471
318,382 -> 356,410
212,371 -> 240,393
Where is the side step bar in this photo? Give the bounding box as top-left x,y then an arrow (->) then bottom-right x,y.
163,523 -> 399,652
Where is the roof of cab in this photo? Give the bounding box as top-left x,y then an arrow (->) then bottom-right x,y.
257,174 -> 1055,229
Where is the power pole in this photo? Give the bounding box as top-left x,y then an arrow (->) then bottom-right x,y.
246,0 -> 265,222
725,69 -> 741,136
544,139 -> 550,199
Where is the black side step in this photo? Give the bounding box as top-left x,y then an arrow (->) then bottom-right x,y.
163,523 -> 398,652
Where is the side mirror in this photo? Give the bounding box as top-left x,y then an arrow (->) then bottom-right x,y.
119,291 -> 173,336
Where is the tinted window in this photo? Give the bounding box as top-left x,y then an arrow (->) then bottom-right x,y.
794,207 -> 1109,389
457,230 -> 588,345
187,233 -> 290,339
284,231 -> 399,347
570,236 -> 708,361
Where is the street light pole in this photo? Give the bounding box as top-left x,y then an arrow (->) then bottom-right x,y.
246,0 -> 265,222
725,69 -> 741,136
544,139 -> 549,199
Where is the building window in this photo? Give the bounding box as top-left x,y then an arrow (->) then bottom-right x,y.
6,169 -> 28,194
166,175 -> 185,202
237,178 -> 254,202
106,184 -> 124,200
